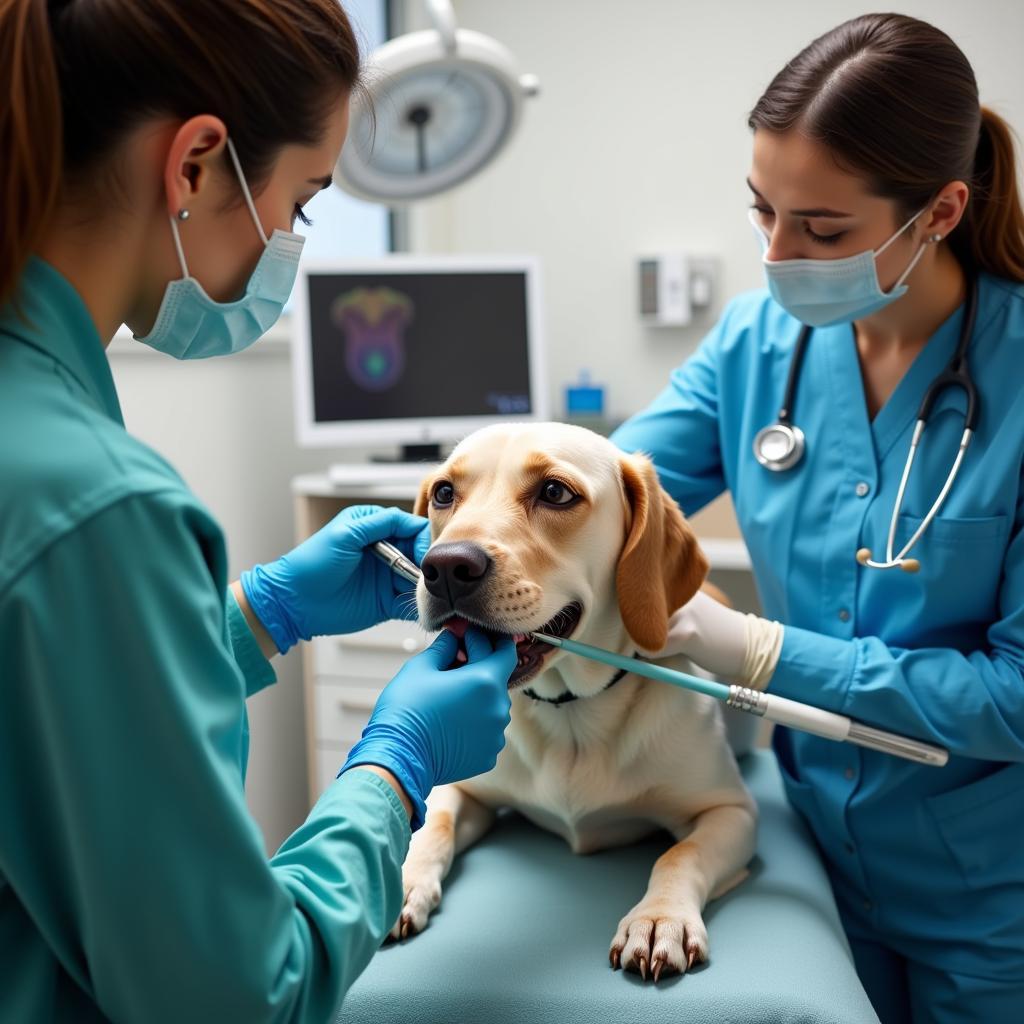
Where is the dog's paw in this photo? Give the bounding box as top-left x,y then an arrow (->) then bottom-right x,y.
608,901 -> 709,981
388,873 -> 443,942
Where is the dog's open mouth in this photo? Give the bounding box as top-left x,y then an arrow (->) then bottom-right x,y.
442,601 -> 583,687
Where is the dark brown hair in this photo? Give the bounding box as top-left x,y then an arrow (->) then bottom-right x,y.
0,0 -> 363,306
749,12 -> 1024,284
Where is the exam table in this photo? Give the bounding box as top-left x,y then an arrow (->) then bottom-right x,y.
337,749 -> 880,1023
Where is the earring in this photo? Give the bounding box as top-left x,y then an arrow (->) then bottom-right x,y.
177,208 -> 190,221
929,232 -> 942,243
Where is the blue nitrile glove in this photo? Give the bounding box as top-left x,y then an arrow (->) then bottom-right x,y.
341,628 -> 517,829
240,505 -> 432,655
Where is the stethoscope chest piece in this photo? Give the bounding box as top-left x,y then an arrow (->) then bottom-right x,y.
753,421 -> 805,472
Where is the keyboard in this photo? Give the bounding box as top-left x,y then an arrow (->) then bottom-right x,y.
327,462 -> 440,486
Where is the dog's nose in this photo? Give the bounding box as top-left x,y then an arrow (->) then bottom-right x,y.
421,542 -> 492,604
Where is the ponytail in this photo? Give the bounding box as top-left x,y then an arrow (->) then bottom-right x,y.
958,107 -> 1024,284
0,0 -> 62,307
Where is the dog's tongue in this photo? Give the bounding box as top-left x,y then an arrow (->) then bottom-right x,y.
443,617 -> 472,665
444,617 -> 470,640
444,616 -> 529,661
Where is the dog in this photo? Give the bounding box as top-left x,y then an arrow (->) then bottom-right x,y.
394,422 -> 756,981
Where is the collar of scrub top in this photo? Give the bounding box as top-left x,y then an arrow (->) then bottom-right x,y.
0,257 -> 124,425
754,273 -> 980,573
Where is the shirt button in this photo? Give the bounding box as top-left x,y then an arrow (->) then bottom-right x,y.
838,608 -> 851,622
855,481 -> 870,497
844,841 -> 855,854
844,767 -> 855,780
863,898 -> 874,912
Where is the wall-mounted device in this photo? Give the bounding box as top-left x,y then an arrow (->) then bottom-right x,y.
638,253 -> 716,328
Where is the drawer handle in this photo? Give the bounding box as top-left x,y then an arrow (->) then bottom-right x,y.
338,695 -> 378,713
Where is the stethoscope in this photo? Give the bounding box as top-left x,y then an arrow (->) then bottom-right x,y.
753,275 -> 980,573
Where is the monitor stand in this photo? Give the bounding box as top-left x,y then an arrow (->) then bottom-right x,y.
369,443 -> 445,464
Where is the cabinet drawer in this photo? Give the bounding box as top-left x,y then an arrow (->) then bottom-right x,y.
313,680 -> 382,745
311,621 -> 435,679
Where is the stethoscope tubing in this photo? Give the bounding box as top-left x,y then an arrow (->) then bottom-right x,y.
756,277 -> 980,571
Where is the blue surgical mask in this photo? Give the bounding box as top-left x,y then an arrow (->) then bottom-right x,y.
134,138 -> 305,358
750,206 -> 929,328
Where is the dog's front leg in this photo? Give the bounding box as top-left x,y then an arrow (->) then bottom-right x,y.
390,783 -> 496,940
609,802 -> 756,981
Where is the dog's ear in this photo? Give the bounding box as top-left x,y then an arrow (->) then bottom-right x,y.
413,474 -> 433,518
616,454 -> 708,652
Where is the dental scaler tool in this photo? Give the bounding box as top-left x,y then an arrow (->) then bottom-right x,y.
372,541 -> 948,767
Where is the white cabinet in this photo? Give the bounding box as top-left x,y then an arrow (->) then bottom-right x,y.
293,476 -> 430,804
310,620 -> 432,678
306,623 -> 437,789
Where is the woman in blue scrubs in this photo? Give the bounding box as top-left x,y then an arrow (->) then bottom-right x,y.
0,2 -> 515,1021
613,14 -> 1024,1023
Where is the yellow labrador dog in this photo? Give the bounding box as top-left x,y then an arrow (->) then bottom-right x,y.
395,423 -> 755,981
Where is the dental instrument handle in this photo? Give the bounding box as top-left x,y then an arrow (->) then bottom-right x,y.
768,693 -> 947,765
844,720 -> 949,766
728,688 -> 946,765
531,632 -> 948,767
371,540 -> 423,585
726,687 -> 849,741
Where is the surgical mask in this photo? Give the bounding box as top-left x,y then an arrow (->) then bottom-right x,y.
749,206 -> 929,328
134,138 -> 305,359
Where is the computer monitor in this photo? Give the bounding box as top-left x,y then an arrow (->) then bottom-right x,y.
291,255 -> 547,458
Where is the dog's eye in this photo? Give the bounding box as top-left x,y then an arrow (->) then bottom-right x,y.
538,480 -> 578,506
432,481 -> 455,507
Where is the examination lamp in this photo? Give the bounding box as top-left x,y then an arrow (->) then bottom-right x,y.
335,0 -> 539,203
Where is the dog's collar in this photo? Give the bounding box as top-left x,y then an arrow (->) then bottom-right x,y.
521,660 -> 633,707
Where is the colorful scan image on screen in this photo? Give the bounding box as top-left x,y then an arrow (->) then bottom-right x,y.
308,271 -> 533,423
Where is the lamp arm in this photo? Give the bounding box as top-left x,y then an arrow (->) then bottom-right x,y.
426,0 -> 458,55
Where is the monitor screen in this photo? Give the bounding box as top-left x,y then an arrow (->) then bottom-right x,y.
292,257 -> 546,448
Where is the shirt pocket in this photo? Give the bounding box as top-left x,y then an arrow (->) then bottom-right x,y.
924,761 -> 1024,889
896,513 -> 1009,549
891,513 -> 1009,631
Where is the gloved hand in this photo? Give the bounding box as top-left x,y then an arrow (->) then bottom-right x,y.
240,505 -> 432,655
643,589 -> 784,691
341,628 -> 517,829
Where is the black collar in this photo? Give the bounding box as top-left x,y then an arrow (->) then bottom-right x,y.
522,662 -> 632,707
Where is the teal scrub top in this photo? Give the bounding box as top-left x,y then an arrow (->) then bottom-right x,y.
0,259 -> 411,1022
612,273 -> 1024,978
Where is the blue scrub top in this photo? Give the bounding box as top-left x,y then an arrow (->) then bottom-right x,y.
613,273 -> 1024,978
0,259 -> 411,1022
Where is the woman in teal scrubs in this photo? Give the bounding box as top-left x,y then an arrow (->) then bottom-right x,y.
613,14 -> 1024,1023
0,3 -> 515,1021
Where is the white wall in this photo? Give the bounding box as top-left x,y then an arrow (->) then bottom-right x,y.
110,0 -> 1024,852
408,0 -> 1024,419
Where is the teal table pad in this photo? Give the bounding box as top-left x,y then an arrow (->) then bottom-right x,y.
338,750 -> 878,1023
